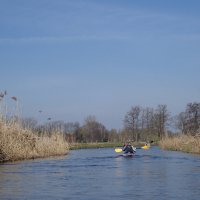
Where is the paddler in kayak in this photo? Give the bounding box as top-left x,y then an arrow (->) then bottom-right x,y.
122,142 -> 136,155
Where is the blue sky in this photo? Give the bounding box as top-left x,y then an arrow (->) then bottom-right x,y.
1,0 -> 200,129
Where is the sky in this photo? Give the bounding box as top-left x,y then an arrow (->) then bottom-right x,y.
0,0 -> 200,129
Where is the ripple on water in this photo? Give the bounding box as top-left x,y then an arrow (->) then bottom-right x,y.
0,147 -> 200,200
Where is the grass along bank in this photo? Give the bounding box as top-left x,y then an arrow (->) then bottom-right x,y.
69,141 -> 153,150
69,142 -> 124,150
0,120 -> 69,162
159,135 -> 200,154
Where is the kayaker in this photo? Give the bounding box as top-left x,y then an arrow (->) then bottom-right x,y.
122,142 -> 136,154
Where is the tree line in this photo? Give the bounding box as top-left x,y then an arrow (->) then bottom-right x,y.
21,102 -> 200,143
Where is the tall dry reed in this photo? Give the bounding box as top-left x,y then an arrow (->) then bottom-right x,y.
159,135 -> 200,154
0,120 -> 69,162
0,92 -> 69,162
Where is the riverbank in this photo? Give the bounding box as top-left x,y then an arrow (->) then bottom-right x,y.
0,120 -> 69,162
69,142 -> 123,150
69,141 -> 151,150
159,135 -> 200,154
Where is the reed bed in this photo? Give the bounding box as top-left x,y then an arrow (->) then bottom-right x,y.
0,120 -> 69,162
159,135 -> 200,154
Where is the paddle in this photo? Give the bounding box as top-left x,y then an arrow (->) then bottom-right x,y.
141,145 -> 150,150
115,148 -> 123,153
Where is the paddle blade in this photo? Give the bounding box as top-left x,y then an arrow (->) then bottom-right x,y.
141,146 -> 150,150
115,148 -> 122,153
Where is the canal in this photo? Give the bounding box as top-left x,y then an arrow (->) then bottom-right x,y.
0,147 -> 200,200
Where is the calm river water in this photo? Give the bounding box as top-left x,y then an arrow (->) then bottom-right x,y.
0,147 -> 200,200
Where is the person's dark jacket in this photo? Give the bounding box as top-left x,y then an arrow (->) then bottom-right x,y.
122,144 -> 134,154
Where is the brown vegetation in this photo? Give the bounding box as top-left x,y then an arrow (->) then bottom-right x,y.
159,135 -> 200,154
0,91 -> 69,162
0,120 -> 69,162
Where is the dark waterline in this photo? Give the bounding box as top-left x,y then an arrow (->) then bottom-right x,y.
0,147 -> 200,200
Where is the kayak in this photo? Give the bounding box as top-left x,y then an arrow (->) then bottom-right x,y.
122,152 -> 135,157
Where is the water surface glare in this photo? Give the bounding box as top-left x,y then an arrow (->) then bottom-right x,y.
0,147 -> 200,200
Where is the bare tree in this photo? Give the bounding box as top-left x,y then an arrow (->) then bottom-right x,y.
154,105 -> 169,138
80,115 -> 108,142
175,112 -> 187,134
108,129 -> 119,142
140,107 -> 156,141
183,102 -> 200,135
124,106 -> 141,142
